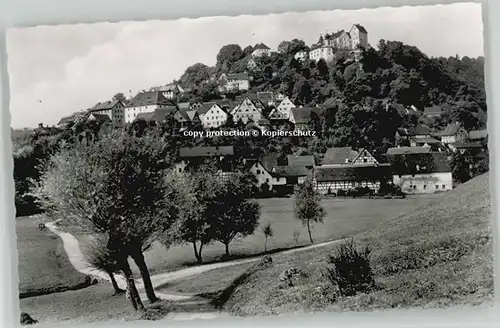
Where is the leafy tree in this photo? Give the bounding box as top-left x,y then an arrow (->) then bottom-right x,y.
261,221 -> 274,252
30,129 -> 178,309
84,234 -> 125,294
216,44 -> 244,70
209,173 -> 260,257
294,179 -> 325,244
165,162 -> 222,263
112,92 -> 126,102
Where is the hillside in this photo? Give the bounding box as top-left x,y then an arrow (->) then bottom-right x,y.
220,173 -> 493,316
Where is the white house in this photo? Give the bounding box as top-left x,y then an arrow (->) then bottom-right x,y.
231,97 -> 263,124
387,149 -> 453,194
246,58 -> 258,70
294,50 -> 309,61
88,100 -> 125,126
252,43 -> 271,58
196,103 -> 228,128
275,96 -> 295,119
309,45 -> 335,62
322,147 -> 378,167
218,73 -> 250,92
124,90 -> 178,124
348,24 -> 369,50
433,122 -> 469,144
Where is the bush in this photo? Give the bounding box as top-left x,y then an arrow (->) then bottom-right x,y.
325,239 -> 375,297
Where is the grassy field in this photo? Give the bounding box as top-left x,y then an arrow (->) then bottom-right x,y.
207,173 -> 494,316
16,217 -> 91,298
141,196 -> 432,275
20,282 -> 137,324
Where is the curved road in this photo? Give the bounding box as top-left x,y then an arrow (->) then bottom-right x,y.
45,220 -> 344,320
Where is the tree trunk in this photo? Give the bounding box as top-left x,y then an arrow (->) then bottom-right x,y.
121,260 -> 144,312
192,241 -> 203,264
225,242 -> 230,257
307,220 -> 314,244
108,272 -> 124,294
130,250 -> 158,303
264,237 -> 268,252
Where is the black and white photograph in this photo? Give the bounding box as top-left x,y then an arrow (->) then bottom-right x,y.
7,1 -> 493,326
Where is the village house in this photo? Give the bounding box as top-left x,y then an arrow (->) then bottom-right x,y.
56,111 -> 89,129
433,122 -> 468,144
88,100 -> 125,127
308,45 -> 335,62
348,24 -> 369,50
252,43 -> 271,58
256,91 -> 275,107
245,156 -> 287,192
267,108 -> 289,126
386,148 -> 452,194
124,90 -> 178,124
218,72 -> 250,92
150,83 -> 185,100
175,146 -> 236,180
274,92 -> 286,102
230,97 -> 263,124
322,147 -> 379,167
468,129 -> 488,145
395,125 -> 442,150
173,109 -> 201,129
289,107 -> 322,131
246,57 -> 258,70
423,105 -> 443,118
195,103 -> 228,128
133,106 -> 178,125
314,163 -> 392,195
275,96 -> 296,119
294,50 -> 309,61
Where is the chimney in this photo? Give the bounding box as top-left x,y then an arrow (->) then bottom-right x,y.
38,123 -> 43,128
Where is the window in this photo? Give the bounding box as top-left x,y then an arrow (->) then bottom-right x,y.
442,185 -> 446,189
413,185 -> 416,190
256,169 -> 261,174
266,178 -> 269,183
363,158 -> 368,163
423,185 -> 427,190
435,185 -> 439,190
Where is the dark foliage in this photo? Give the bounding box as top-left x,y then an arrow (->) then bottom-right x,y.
326,239 -> 375,297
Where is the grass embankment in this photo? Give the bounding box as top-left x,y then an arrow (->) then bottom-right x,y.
17,217 -> 93,298
208,174 -> 493,316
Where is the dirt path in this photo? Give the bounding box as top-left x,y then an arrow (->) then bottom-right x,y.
45,220 -> 344,320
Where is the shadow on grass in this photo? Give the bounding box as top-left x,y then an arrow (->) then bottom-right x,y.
19,276 -> 98,299
210,257 -> 273,309
180,243 -> 309,269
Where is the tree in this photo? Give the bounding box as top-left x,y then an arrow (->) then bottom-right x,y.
209,173 -> 260,257
294,179 -> 325,244
261,221 -> 274,252
165,162 -> 222,263
112,92 -> 126,102
216,44 -> 244,69
30,128 -> 178,310
84,234 -> 125,295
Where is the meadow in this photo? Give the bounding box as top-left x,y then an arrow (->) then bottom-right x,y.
141,195 -> 435,275
203,174 -> 494,316
17,217 -> 91,298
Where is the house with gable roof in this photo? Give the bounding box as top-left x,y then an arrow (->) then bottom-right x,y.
251,43 -> 271,58
432,122 -> 468,144
173,109 -> 201,129
315,147 -> 390,194
231,97 -> 263,124
195,102 -> 228,128
88,100 -> 125,126
218,72 -> 250,92
124,90 -> 178,123
175,146 -> 236,180
288,107 -> 323,131
386,147 -> 452,194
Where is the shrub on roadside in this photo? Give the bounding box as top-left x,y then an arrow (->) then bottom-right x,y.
325,239 -> 375,297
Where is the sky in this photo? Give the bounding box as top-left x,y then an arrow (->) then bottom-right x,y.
6,2 -> 484,129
